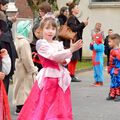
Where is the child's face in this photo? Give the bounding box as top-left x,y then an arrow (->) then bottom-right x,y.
34,27 -> 42,39
108,39 -> 116,48
42,22 -> 56,41
63,9 -> 69,17
108,30 -> 113,36
95,24 -> 101,31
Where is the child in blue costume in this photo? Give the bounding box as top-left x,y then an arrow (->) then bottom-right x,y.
90,34 -> 104,86
106,34 -> 120,101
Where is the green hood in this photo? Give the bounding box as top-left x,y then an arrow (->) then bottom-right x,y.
17,20 -> 31,38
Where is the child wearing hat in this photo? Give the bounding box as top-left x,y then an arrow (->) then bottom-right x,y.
90,34 -> 104,86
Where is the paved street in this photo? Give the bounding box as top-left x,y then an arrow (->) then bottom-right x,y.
9,70 -> 120,120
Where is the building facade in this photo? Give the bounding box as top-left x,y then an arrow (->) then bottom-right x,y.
58,0 -> 120,56
7,0 -> 33,18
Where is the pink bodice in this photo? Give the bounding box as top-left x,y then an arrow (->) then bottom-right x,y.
40,55 -> 59,70
36,39 -> 72,92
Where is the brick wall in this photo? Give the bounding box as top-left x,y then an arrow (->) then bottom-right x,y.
15,0 -> 33,18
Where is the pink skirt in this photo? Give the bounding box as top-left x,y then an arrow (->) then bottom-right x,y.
17,77 -> 73,120
0,80 -> 11,120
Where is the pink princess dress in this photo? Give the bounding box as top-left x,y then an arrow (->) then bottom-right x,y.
17,39 -> 73,120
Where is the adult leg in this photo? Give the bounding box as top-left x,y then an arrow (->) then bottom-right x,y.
79,48 -> 82,62
68,60 -> 80,82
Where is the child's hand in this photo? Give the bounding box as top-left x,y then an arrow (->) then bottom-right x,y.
0,49 -> 8,57
82,19 -> 88,26
90,41 -> 94,46
8,12 -> 19,23
0,72 -> 5,80
70,39 -> 83,53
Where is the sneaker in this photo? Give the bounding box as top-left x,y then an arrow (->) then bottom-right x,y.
14,105 -> 23,115
92,82 -> 103,87
91,82 -> 99,86
114,95 -> 120,102
99,82 -> 103,86
71,76 -> 81,82
74,76 -> 82,82
106,95 -> 114,101
14,111 -> 20,115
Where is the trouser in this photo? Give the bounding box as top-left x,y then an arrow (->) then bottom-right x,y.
110,74 -> 120,88
16,105 -> 23,112
107,54 -> 110,66
68,60 -> 78,76
108,71 -> 120,97
93,64 -> 104,82
79,48 -> 82,62
3,75 -> 11,94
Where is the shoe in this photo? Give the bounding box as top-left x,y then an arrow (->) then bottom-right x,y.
114,95 -> 120,102
99,82 -> 103,86
14,111 -> 20,115
75,76 -> 82,82
106,95 -> 114,100
14,105 -> 23,115
92,82 -> 103,87
91,82 -> 99,86
71,76 -> 81,82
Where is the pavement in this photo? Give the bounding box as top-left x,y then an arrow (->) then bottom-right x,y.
9,69 -> 120,120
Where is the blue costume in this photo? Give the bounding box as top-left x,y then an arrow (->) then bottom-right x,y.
90,34 -> 104,86
108,49 -> 120,98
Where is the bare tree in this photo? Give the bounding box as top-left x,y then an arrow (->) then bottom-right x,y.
26,0 -> 80,17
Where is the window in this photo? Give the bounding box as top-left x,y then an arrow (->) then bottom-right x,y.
7,0 -> 18,12
89,0 -> 120,8
9,0 -> 15,2
92,0 -> 120,1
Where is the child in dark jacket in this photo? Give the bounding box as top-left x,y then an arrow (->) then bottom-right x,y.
104,29 -> 113,66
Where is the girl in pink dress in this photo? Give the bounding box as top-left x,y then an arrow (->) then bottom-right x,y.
17,13 -> 83,120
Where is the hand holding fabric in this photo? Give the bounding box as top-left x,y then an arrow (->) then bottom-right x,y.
0,49 -> 8,57
0,72 -> 5,80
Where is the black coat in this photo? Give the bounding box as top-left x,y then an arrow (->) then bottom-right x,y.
67,15 -> 85,60
67,16 -> 85,40
58,14 -> 67,25
0,33 -> 18,76
104,35 -> 111,56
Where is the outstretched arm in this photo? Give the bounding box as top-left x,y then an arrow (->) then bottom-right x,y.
36,39 -> 83,63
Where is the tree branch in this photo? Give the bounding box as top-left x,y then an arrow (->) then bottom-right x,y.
73,0 -> 80,4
